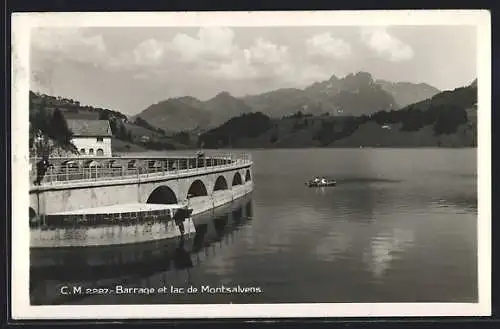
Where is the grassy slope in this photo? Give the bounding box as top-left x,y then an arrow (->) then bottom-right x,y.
111,138 -> 148,153
328,121 -> 476,147
227,109 -> 476,149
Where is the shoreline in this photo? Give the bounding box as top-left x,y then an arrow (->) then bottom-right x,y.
115,146 -> 477,154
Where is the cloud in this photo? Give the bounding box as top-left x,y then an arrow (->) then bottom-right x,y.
244,38 -> 289,65
30,26 -> 344,99
31,28 -> 108,65
212,37 -> 295,82
361,27 -> 414,62
306,32 -> 351,59
110,27 -> 243,79
31,26 -> 326,88
170,27 -> 238,63
30,28 -> 110,92
133,38 -> 165,65
108,38 -> 169,70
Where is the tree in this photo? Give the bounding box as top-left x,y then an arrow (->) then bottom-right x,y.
433,105 -> 468,135
270,133 -> 278,144
47,108 -> 76,152
173,131 -> 191,145
99,111 -> 110,120
48,109 -> 71,143
198,112 -> 271,148
32,133 -> 55,158
32,106 -> 50,134
134,117 -> 159,133
109,119 -> 118,135
29,123 -> 35,150
118,122 -> 128,140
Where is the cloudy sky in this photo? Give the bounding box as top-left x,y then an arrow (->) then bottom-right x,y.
30,25 -> 477,115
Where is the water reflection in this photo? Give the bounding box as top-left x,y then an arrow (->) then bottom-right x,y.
362,228 -> 415,279
246,149 -> 477,302
30,194 -> 254,305
30,149 -> 478,304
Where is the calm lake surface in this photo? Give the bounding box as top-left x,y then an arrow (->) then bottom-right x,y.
30,148 -> 478,304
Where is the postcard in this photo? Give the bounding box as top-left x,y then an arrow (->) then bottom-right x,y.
11,9 -> 491,319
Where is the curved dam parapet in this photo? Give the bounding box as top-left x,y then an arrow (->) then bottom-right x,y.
29,154 -> 254,248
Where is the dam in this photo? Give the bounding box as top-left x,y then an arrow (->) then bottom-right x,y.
29,153 -> 254,248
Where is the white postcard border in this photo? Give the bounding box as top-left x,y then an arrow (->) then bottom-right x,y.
11,9 -> 491,319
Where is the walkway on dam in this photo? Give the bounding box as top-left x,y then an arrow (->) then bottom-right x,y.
30,154 -> 253,189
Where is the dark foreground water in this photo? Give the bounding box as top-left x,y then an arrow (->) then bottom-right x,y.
30,148 -> 478,304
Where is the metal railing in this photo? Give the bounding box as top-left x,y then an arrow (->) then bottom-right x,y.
30,153 -> 252,187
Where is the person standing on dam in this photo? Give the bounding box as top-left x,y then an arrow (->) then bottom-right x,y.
34,155 -> 52,185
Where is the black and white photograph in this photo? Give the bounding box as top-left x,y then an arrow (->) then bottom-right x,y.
11,10 -> 491,319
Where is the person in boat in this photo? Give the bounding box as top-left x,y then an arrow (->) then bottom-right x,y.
320,177 -> 327,185
313,177 -> 320,184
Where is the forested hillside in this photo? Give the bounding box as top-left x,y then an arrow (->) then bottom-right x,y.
198,82 -> 477,149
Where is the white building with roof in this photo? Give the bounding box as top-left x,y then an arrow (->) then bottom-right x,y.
67,119 -> 113,157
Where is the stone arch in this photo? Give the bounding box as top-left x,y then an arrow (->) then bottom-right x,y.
232,172 -> 243,186
188,179 -> 208,198
29,207 -> 37,220
147,186 -> 178,204
245,169 -> 252,182
213,176 -> 228,191
96,148 -> 104,156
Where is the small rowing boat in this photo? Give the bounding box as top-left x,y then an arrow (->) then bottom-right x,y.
306,177 -> 337,187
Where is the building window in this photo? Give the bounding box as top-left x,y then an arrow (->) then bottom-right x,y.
80,148 -> 85,155
89,148 -> 94,155
97,148 -> 104,156
97,137 -> 103,142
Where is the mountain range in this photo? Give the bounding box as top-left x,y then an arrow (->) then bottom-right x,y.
134,72 -> 441,133
198,80 -> 477,149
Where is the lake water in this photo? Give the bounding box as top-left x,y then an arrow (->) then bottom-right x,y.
30,148 -> 478,304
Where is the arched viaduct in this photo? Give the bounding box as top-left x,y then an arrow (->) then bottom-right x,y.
29,156 -> 253,217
